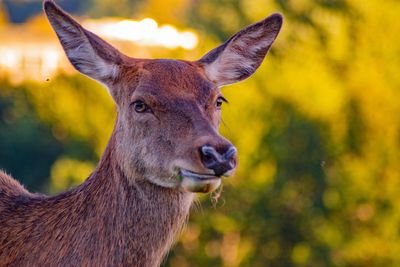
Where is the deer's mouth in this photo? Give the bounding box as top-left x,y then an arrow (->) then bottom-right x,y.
179,169 -> 221,193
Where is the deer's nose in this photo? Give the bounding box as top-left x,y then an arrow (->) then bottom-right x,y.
199,145 -> 237,176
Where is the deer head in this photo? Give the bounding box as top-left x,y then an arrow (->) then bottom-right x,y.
44,0 -> 282,193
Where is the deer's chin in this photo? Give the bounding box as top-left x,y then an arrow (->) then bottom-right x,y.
179,169 -> 221,193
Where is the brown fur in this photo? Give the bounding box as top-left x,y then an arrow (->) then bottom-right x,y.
0,1 -> 282,266
0,132 -> 193,266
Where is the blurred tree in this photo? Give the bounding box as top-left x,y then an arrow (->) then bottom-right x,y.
86,0 -> 142,18
0,79 -> 62,191
0,78 -> 98,193
0,0 -> 8,25
3,0 -> 84,23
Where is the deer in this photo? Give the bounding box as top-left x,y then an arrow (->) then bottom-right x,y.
0,0 -> 282,266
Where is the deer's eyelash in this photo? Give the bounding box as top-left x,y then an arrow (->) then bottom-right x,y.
219,97 -> 229,104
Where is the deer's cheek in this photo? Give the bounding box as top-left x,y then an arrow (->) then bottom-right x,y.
207,110 -> 220,126
129,118 -> 159,139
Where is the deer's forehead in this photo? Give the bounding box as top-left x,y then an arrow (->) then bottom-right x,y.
137,59 -> 217,101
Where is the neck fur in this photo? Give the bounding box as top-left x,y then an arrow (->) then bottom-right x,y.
77,132 -> 195,266
2,130 -> 194,266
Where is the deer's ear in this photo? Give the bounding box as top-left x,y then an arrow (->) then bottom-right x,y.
198,13 -> 283,87
43,0 -> 123,84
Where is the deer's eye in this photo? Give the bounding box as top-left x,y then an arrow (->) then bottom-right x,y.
216,97 -> 227,110
132,101 -> 149,113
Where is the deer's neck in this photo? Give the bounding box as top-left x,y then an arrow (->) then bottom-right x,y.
45,135 -> 194,266
2,131 -> 194,266
77,135 -> 194,266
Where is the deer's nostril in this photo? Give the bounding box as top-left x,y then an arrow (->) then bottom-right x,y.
204,154 -> 213,161
200,146 -> 218,167
199,145 -> 237,176
222,146 -> 237,161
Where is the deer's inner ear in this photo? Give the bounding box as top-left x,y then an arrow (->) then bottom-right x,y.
198,13 -> 283,87
44,0 -> 124,100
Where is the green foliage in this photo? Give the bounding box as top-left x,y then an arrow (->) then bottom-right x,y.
48,157 -> 95,193
0,77 -> 98,193
0,79 -> 62,191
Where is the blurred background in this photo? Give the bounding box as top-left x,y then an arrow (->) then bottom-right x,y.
1,0 -> 400,266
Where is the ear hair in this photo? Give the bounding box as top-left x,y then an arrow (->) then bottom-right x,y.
198,13 -> 283,87
43,0 -> 123,85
